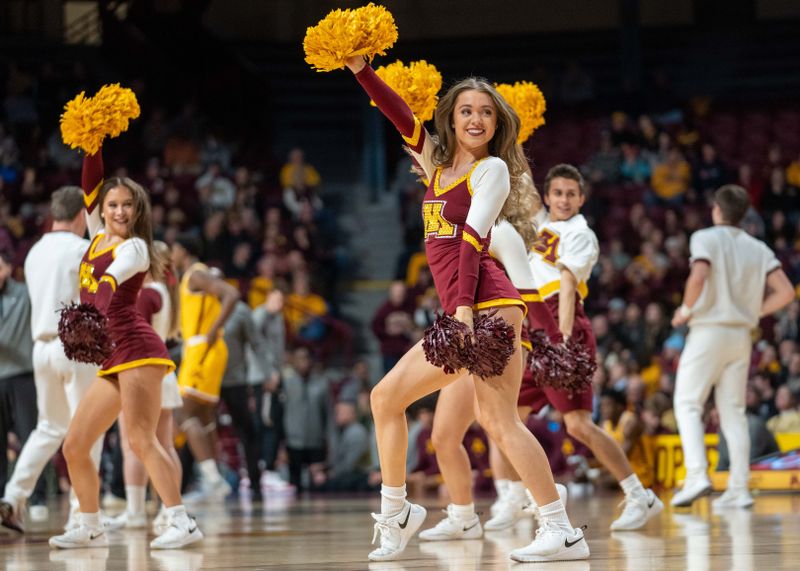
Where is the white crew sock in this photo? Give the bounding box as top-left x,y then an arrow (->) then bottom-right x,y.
125,485 -> 146,516
79,511 -> 101,529
450,502 -> 476,520
198,459 -> 222,484
380,484 -> 406,516
537,499 -> 572,531
619,473 -> 647,499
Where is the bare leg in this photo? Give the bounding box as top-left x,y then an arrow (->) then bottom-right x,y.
472,307 -> 559,507
177,399 -> 216,462
489,405 -> 531,482
119,412 -> 148,487
430,375 -> 477,505
119,366 -> 182,507
156,409 -> 182,492
62,378 -> 122,513
370,340 -> 464,487
563,410 -> 634,482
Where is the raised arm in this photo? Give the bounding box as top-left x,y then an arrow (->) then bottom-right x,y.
345,57 -> 434,179
81,150 -> 105,238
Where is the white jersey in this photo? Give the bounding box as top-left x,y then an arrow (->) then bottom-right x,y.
143,281 -> 171,341
688,226 -> 781,328
24,231 -> 91,342
528,211 -> 599,300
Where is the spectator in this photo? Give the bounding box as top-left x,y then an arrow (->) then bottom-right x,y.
284,270 -> 329,344
619,143 -> 651,184
715,406 -> 779,472
693,143 -> 727,197
0,248 -> 36,499
371,281 -> 415,372
282,347 -> 330,490
766,385 -> 800,433
599,389 -> 654,488
650,147 -> 691,205
312,400 -> 372,492
195,162 -> 236,211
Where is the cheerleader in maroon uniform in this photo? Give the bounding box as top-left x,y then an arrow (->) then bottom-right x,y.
49,149 -> 202,550
343,56 -> 588,563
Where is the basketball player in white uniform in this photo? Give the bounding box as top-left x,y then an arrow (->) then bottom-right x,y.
671,184 -> 795,508
0,187 -> 103,532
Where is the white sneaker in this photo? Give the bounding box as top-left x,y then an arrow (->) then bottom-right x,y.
485,494 -> 527,531
711,488 -> 753,509
368,502 -> 427,561
29,505 -> 49,522
610,489 -> 663,531
671,478 -> 712,508
183,478 -> 233,504
106,511 -> 148,531
261,471 -> 296,496
49,524 -> 109,549
64,511 -> 114,532
101,493 -> 126,510
509,521 -> 590,562
419,504 -> 482,541
150,516 -> 204,549
153,506 -> 169,535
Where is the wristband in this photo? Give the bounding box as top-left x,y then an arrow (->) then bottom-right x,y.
678,304 -> 693,318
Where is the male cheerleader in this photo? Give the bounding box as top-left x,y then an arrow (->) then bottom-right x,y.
493,164 -> 662,531
671,184 -> 795,508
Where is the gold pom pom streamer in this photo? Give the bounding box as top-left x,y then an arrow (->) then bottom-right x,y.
60,84 -> 141,155
495,81 -> 546,144
373,60 -> 442,123
303,3 -> 398,72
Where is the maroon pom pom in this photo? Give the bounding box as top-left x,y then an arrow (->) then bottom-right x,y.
526,330 -> 595,394
563,338 -> 596,394
468,310 -> 516,379
58,302 -> 115,365
422,313 -> 472,374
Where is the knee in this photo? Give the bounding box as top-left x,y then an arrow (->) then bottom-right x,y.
62,432 -> 86,465
127,430 -> 154,460
370,382 -> 403,419
430,426 -> 461,453
564,416 -> 593,444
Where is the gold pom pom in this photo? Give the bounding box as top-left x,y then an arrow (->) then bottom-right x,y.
374,60 -> 442,122
303,3 -> 398,72
60,84 -> 141,155
495,81 -> 546,144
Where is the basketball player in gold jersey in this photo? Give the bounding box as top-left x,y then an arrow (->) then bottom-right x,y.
171,235 -> 240,501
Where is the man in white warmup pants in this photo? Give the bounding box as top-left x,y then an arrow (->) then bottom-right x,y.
0,187 -> 104,533
671,185 -> 795,509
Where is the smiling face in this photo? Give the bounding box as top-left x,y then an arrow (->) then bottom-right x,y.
101,185 -> 135,238
544,176 -> 585,221
451,89 -> 497,154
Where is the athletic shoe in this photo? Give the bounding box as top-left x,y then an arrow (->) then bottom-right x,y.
509,521 -> 590,562
670,478 -> 712,508
485,493 -> 527,531
105,511 -> 148,531
610,489 -> 663,531
0,499 -> 25,533
150,516 -> 204,549
49,525 -> 109,549
182,478 -> 233,504
261,471 -> 296,496
368,501 -> 427,561
64,510 -> 114,532
419,504 -> 482,541
711,488 -> 754,509
29,504 -> 49,522
153,506 -> 170,535
101,493 -> 126,511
